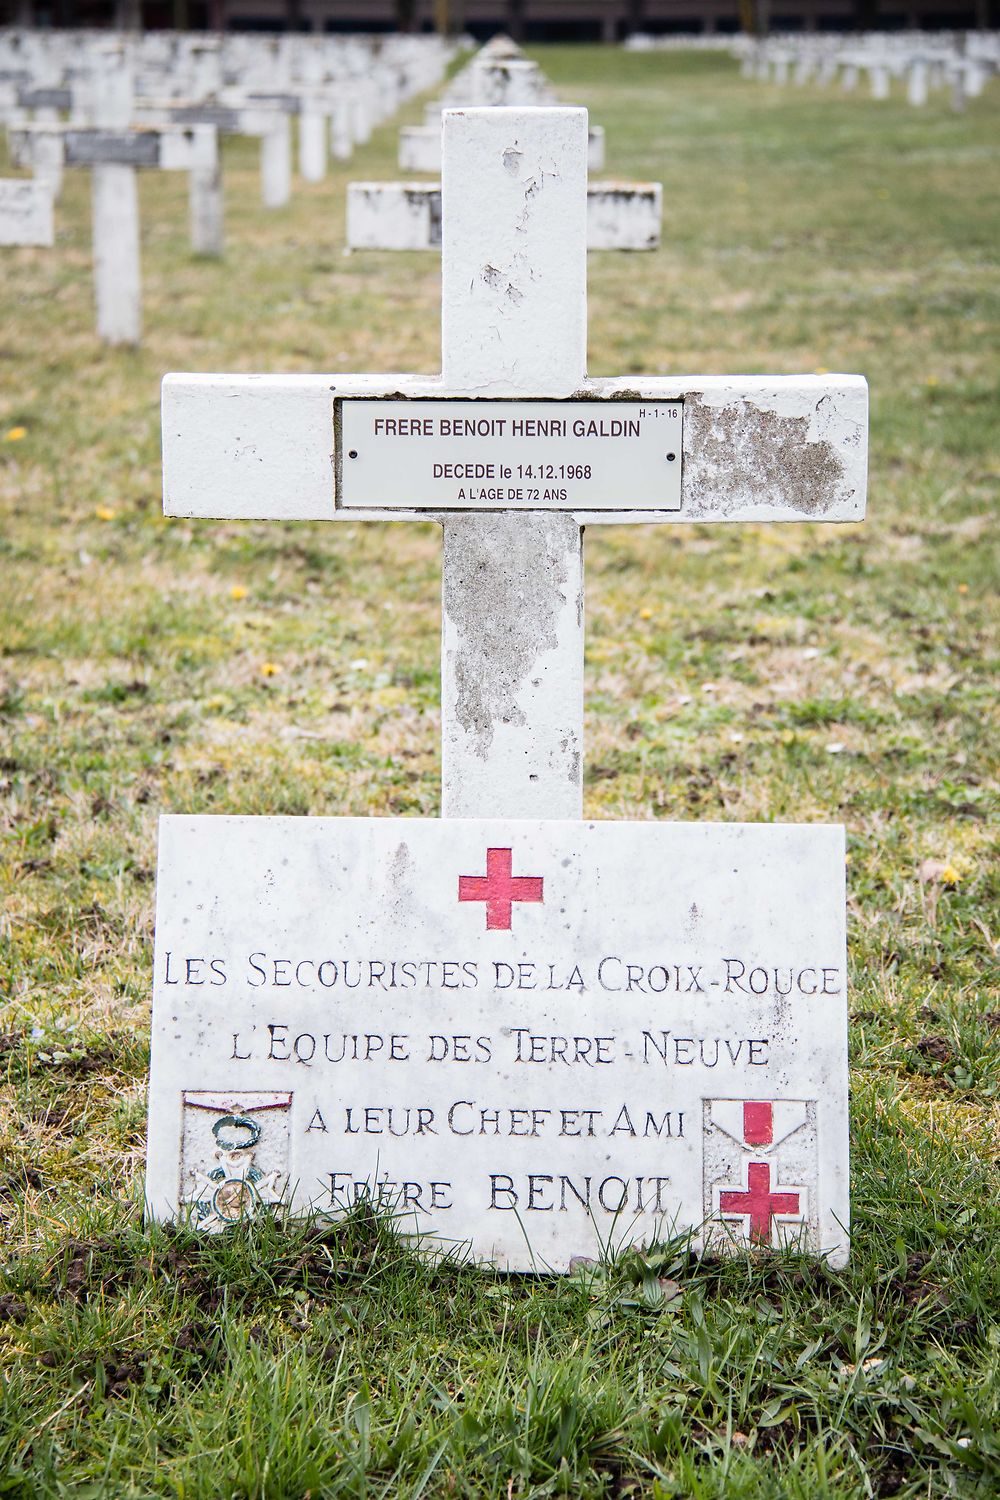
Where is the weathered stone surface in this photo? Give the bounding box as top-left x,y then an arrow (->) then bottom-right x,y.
0,179 -> 54,247
146,816 -> 850,1270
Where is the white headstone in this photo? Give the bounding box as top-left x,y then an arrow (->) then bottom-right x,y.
190,160 -> 224,257
146,816 -> 850,1270
260,115 -> 292,208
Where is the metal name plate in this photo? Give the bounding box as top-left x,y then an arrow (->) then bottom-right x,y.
18,87 -> 72,109
171,105 -> 239,130
64,130 -> 161,168
337,400 -> 683,512
247,92 -> 301,114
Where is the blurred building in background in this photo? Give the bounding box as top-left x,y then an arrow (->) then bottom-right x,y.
4,0 -> 995,39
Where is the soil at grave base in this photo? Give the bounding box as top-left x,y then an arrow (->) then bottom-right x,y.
913,1034 -> 953,1065
0,1030 -> 129,1076
886,1252 -> 979,1339
0,1293 -> 29,1324
38,1216 -> 384,1318
0,1164 -> 45,1199
37,1344 -> 150,1402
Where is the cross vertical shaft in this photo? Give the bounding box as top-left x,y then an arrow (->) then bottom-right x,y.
439,108 -> 587,820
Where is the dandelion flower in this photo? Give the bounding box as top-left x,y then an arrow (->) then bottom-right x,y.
3,426 -> 26,442
95,506 -> 115,521
919,859 -> 963,886
230,584 -> 248,601
260,662 -> 281,677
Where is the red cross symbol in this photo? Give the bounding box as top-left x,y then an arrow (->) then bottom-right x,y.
458,847 -> 543,931
742,1101 -> 774,1146
719,1162 -> 801,1246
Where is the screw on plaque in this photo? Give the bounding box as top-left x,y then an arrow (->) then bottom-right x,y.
666,452 -> 677,462
348,449 -> 358,459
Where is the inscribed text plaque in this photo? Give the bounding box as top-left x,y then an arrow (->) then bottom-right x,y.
146,817 -> 849,1270
337,399 -> 683,511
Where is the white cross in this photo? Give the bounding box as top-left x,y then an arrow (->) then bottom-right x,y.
16,59 -> 217,345
162,106 -> 868,823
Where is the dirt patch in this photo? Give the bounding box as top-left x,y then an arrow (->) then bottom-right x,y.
0,1165 -> 44,1198
0,1294 -> 29,1324
913,1035 -> 952,1065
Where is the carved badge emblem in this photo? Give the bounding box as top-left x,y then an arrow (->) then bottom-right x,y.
703,1099 -> 818,1254
180,1091 -> 292,1233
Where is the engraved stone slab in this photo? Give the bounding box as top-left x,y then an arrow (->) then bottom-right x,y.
146,817 -> 850,1270
0,179 -> 54,247
338,399 -> 682,511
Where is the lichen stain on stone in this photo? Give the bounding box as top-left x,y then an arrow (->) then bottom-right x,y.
683,397 -> 846,517
387,841 -> 413,921
444,513 -> 579,760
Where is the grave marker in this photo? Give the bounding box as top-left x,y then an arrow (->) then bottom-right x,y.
345,180 -> 663,253
147,817 -> 850,1270
153,106 -> 867,1268
64,123 -> 215,344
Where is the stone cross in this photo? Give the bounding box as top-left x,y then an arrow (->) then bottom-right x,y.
163,106 -> 868,822
61,63 -> 216,346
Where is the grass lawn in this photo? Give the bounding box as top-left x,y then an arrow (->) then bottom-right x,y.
1,42 -> 998,1499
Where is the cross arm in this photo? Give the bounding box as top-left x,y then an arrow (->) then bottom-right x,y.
162,372 -> 867,526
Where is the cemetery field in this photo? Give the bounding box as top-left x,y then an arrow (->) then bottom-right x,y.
1,42 -> 999,1499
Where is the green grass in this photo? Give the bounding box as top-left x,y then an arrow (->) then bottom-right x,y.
1,43 -> 999,1498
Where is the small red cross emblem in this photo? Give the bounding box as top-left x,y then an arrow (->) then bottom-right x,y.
742,1101 -> 774,1146
719,1161 -> 801,1246
458,847 -> 544,931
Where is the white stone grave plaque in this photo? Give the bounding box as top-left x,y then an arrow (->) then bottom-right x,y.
146,817 -> 849,1270
337,400 -> 682,511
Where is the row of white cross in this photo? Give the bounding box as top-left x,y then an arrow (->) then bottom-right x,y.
737,30 -> 998,108
1,32 -> 457,341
